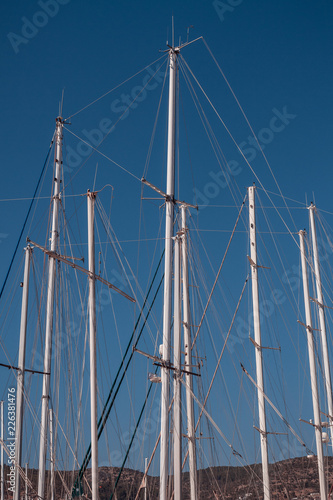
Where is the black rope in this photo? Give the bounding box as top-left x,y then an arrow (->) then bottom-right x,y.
109,366 -> 158,500
72,252 -> 164,497
0,136 -> 54,301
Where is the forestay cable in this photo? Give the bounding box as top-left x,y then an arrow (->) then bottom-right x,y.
72,253 -> 164,496
191,194 -> 247,349
66,54 -> 167,120
180,55 -> 300,249
241,363 -> 313,455
201,37 -> 299,234
0,135 -> 54,301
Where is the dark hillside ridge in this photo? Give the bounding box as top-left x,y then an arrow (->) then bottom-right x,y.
5,456 -> 333,499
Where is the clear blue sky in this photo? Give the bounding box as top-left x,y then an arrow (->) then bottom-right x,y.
1,0 -> 333,483
1,0 -> 333,253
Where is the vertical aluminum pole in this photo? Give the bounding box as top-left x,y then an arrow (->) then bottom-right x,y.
38,116 -> 63,500
299,230 -> 327,500
87,190 -> 98,500
25,463 -> 28,500
309,204 -> 333,445
248,186 -> 270,500
1,401 -> 3,500
14,245 -> 32,500
49,409 -> 54,500
160,47 -> 177,500
144,457 -> 148,500
181,206 -> 197,500
173,233 -> 182,500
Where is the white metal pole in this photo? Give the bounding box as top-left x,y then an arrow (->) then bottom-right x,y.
87,190 -> 98,500
248,186 -> 270,500
14,245 -> 32,500
38,116 -> 63,500
299,230 -> 327,500
1,401 -> 3,500
309,203 -> 333,445
181,206 -> 197,500
25,463 -> 28,500
173,233 -> 182,500
160,47 -> 177,500
49,409 -> 54,500
144,457 -> 148,500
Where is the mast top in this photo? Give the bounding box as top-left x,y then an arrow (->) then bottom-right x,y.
162,35 -> 203,54
167,44 -> 180,54
87,189 -> 97,199
56,116 -> 70,125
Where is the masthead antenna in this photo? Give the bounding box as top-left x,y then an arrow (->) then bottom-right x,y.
59,88 -> 65,117
187,25 -> 194,43
172,14 -> 174,47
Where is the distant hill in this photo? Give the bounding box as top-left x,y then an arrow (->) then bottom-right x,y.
5,456 -> 333,499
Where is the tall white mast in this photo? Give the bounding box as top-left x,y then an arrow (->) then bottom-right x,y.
25,463 -> 28,500
160,46 -> 178,500
248,185 -> 270,500
14,244 -> 32,500
144,457 -> 148,500
49,409 -> 54,500
173,231 -> 182,500
309,203 -> 333,445
181,205 -> 197,500
87,190 -> 99,500
38,116 -> 63,500
1,400 -> 3,500
299,230 -> 327,500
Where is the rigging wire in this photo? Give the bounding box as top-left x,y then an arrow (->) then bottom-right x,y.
191,194 -> 247,349
180,377 -> 242,463
66,54 -> 167,120
133,397 -> 175,500
240,364 -> 313,455
62,57 -> 168,192
181,275 -> 249,467
63,127 -> 142,182
0,135 -> 54,301
180,55 -> 301,249
201,37 -> 299,234
4,38 -> 332,499
109,368 -> 158,500
71,253 -> 164,495
178,56 -> 244,211
142,58 -> 169,181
